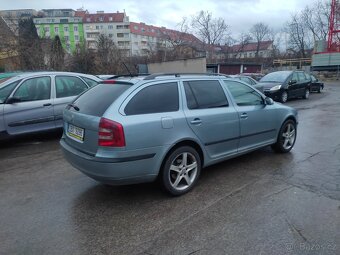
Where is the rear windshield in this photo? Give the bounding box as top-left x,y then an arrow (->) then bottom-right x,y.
71,84 -> 129,116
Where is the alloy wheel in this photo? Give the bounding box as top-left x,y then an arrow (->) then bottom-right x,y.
281,123 -> 296,150
168,152 -> 198,191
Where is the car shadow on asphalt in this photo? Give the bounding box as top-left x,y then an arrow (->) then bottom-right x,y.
0,130 -> 63,149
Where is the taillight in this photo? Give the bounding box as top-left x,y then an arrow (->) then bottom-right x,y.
98,118 -> 125,147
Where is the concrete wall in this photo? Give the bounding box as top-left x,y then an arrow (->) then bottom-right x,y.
148,57 -> 206,73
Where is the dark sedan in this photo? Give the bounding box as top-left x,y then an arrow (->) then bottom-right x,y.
258,70 -> 311,103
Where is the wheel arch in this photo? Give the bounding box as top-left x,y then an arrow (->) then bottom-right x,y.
158,139 -> 205,177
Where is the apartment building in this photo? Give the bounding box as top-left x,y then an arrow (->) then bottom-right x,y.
34,9 -> 84,53
81,11 -> 130,54
130,22 -> 202,56
0,9 -> 37,35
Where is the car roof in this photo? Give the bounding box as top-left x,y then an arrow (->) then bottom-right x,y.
0,71 -> 102,86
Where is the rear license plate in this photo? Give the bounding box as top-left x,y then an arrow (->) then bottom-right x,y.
67,124 -> 84,142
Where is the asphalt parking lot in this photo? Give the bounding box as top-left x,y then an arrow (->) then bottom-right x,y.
0,83 -> 339,255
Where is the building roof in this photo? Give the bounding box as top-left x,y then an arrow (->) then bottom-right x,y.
130,22 -> 201,44
224,41 -> 273,53
75,10 -> 88,18
82,12 -> 125,23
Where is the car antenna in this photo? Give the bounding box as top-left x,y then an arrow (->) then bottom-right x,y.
122,62 -> 133,77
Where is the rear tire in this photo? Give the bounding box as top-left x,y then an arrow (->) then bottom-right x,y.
317,87 -> 321,93
271,119 -> 297,153
160,146 -> 201,196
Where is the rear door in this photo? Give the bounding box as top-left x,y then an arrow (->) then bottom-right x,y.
53,75 -> 89,128
223,80 -> 278,152
297,72 -> 309,95
182,79 -> 240,159
4,76 -> 54,135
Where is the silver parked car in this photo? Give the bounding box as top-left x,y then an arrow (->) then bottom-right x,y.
60,74 -> 298,195
0,72 -> 101,139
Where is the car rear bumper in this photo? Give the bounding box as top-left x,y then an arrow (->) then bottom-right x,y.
60,138 -> 160,185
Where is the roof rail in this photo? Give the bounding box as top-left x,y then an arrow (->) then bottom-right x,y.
109,73 -> 150,79
143,73 -> 230,80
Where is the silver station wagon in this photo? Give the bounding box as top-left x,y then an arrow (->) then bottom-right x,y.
60,74 -> 298,196
0,72 -> 101,139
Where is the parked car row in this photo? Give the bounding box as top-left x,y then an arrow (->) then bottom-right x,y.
258,70 -> 324,103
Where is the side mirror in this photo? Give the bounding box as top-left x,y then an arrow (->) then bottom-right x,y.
264,97 -> 274,105
6,97 -> 21,104
289,80 -> 297,85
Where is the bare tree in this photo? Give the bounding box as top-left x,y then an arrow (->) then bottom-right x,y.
191,10 -> 229,45
235,33 -> 252,58
96,34 -> 127,74
250,22 -> 271,57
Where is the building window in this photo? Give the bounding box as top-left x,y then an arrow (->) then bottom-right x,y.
96,25 -> 99,30
133,25 -> 138,30
117,25 -> 123,29
75,35 -> 79,41
64,36 -> 69,41
86,18 -> 90,22
100,25 -> 103,29
74,26 -> 78,32
54,27 -> 58,33
109,17 -> 113,21
108,25 -> 113,29
64,26 -> 68,32
124,25 -> 129,29
108,34 -> 113,38
99,17 -> 103,21
44,27 -> 49,32
117,33 -> 124,38
86,25 -> 90,30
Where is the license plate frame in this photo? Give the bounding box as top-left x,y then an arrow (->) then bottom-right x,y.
67,123 -> 84,142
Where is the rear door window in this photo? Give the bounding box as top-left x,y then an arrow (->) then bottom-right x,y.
125,82 -> 179,115
183,80 -> 228,109
71,84 -> 130,116
55,76 -> 88,98
81,77 -> 99,87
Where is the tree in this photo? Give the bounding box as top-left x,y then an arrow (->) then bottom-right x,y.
285,14 -> 312,58
96,34 -> 128,74
191,10 -> 229,45
301,0 -> 330,46
50,35 -> 64,70
18,18 -> 44,70
69,43 -> 96,74
250,22 -> 271,57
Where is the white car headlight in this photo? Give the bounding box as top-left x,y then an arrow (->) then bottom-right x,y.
270,85 -> 281,91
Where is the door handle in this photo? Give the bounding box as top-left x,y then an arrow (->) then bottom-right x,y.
240,113 -> 248,119
190,118 -> 202,125
43,103 -> 52,107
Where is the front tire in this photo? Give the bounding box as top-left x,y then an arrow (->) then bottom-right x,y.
280,91 -> 288,103
160,146 -> 201,196
303,88 -> 310,99
271,119 -> 297,153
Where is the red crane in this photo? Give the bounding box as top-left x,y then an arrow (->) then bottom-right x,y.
327,0 -> 340,51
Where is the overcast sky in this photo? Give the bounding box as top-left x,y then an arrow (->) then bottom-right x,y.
1,0 -> 314,35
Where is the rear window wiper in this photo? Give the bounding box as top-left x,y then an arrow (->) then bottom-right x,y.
68,103 -> 80,111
